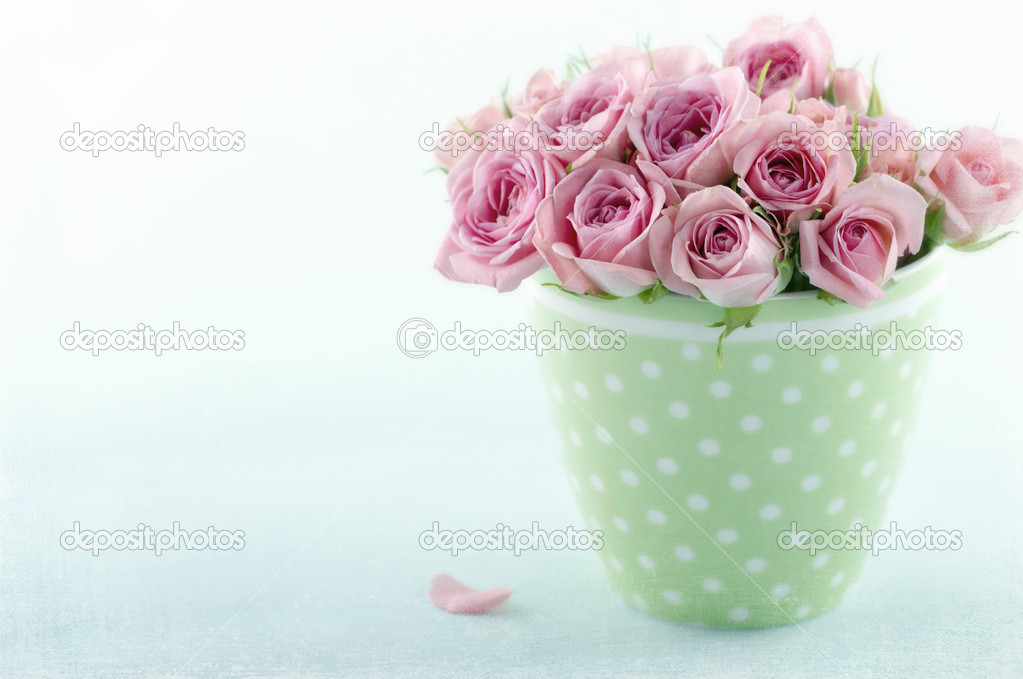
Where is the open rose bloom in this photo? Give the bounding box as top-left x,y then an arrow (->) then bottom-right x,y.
432,15 -> 1022,340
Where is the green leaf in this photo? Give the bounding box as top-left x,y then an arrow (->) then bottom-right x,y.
867,56 -> 883,117
822,77 -> 836,106
774,251 -> 795,292
565,163 -> 573,174
850,113 -> 872,182
755,59 -> 772,98
499,78 -> 513,119
637,279 -> 669,305
423,165 -> 449,175
707,305 -> 762,371
949,230 -> 1017,252
816,289 -> 846,306
540,282 -> 619,300
639,33 -> 654,71
923,201 -> 946,246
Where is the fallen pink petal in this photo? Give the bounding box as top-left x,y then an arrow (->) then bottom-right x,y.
428,574 -> 514,615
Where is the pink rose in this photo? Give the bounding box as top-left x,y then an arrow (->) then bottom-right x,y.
917,125 -> 1023,243
433,102 -> 508,171
435,120 -> 566,292
533,159 -> 664,296
797,174 -> 926,308
535,60 -> 647,168
724,16 -> 833,99
860,116 -> 935,186
508,68 -> 566,117
733,112 -> 856,224
831,68 -> 871,111
627,67 -> 760,198
649,186 -> 784,307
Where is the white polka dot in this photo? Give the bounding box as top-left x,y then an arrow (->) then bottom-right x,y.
674,545 -> 694,561
772,583 -> 791,597
821,355 -> 839,372
595,426 -> 613,444
839,440 -> 856,457
879,476 -> 891,494
753,355 -> 772,371
612,516 -> 629,532
569,431 -> 582,447
745,558 -> 766,573
848,381 -> 865,398
588,516 -> 601,531
802,475 -> 821,491
729,474 -> 751,491
698,439 -> 720,456
861,460 -> 877,477
573,381 -> 589,399
604,374 -> 623,392
668,401 -> 690,419
812,554 -> 829,569
609,556 -> 623,571
681,343 -> 701,360
827,498 -> 845,515
687,495 -> 708,511
760,505 -> 781,520
717,529 -> 738,544
641,361 -> 661,378
629,417 -> 649,435
849,518 -> 864,530
590,475 -> 605,492
632,594 -> 647,610
551,384 -> 564,402
871,402 -> 887,419
771,447 -> 792,464
830,571 -> 846,586
890,419 -> 903,436
657,458 -> 678,474
647,509 -> 666,525
879,346 -> 894,360
570,476 -> 581,492
710,380 -> 732,398
729,607 -> 750,621
811,416 -> 830,433
637,554 -> 655,569
662,589 -> 682,605
782,387 -> 802,404
702,578 -> 723,592
914,377 -> 924,395
794,604 -> 812,619
619,469 -> 639,486
899,362 -> 912,379
741,415 -> 762,432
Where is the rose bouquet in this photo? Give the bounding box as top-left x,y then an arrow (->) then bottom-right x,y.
431,16 -> 1022,365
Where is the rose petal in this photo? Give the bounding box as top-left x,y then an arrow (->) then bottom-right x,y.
428,574 -> 513,615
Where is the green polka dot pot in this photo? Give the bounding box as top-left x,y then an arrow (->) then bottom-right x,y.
525,249 -> 947,629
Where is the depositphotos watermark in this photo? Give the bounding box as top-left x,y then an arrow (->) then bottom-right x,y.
777,322 -> 962,356
781,123 -> 962,153
777,521 -> 962,557
60,521 -> 246,556
60,321 -> 246,356
419,121 -> 605,159
59,122 -> 245,157
419,521 -> 604,556
397,318 -> 626,358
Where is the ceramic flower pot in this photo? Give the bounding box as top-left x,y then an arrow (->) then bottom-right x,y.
526,248 -> 948,628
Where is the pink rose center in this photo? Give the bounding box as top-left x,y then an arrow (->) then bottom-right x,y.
966,159 -> 995,185
742,42 -> 802,95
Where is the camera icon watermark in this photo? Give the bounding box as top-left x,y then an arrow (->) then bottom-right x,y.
396,318 -> 627,358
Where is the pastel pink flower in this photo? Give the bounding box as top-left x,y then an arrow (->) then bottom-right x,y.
733,112 -> 857,225
797,174 -> 927,308
508,68 -> 566,117
917,125 -> 1023,243
648,185 -> 784,307
533,159 -> 664,296
831,68 -> 871,111
433,102 -> 508,171
724,16 -> 833,100
535,60 -> 647,168
627,67 -> 760,200
435,119 -> 566,292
